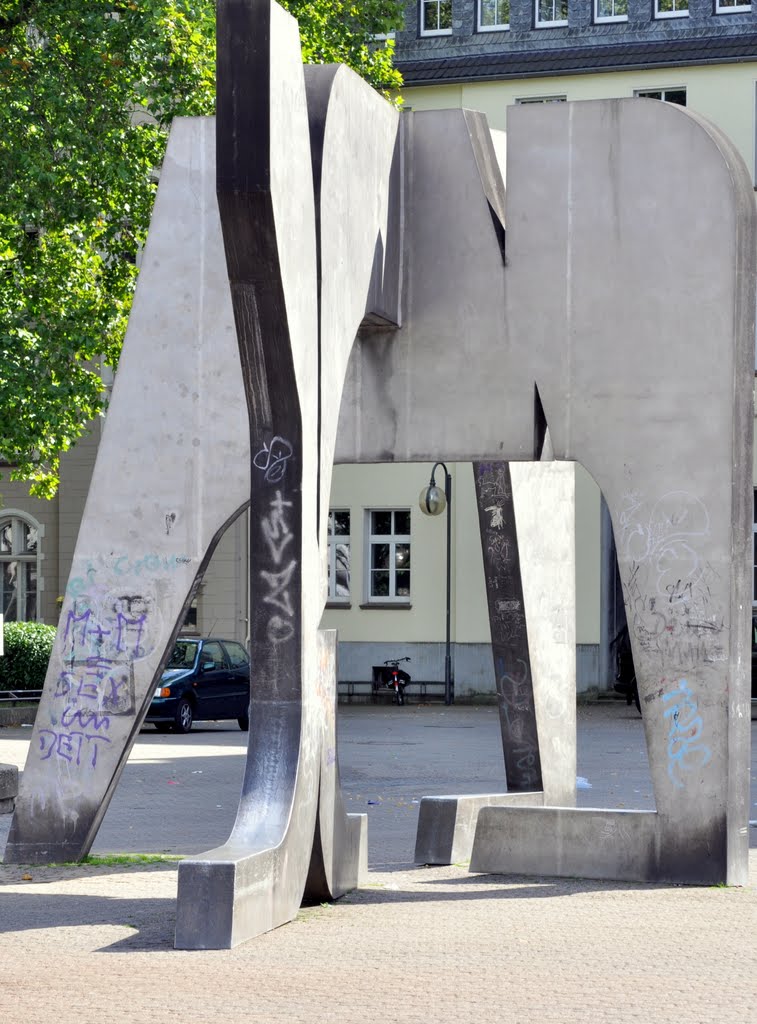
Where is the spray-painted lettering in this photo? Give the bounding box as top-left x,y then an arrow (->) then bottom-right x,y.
662,679 -> 712,788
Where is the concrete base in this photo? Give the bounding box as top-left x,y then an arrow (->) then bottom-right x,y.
470,807 -> 667,883
175,811 -> 367,949
414,793 -> 544,865
0,764 -> 18,815
0,707 -> 37,728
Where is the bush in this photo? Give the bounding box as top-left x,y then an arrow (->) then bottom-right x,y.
0,621 -> 56,691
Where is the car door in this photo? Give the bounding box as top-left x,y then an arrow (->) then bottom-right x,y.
192,641 -> 230,720
221,641 -> 251,718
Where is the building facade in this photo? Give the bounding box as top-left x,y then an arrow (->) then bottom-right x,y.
4,7 -> 757,698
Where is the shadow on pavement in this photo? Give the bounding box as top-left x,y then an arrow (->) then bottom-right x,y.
0,888 -> 177,951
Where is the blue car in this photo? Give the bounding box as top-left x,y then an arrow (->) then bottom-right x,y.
146,637 -> 251,733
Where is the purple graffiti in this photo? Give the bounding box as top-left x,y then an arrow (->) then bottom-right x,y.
38,729 -> 112,769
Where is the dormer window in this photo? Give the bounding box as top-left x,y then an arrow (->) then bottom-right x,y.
479,0 -> 510,30
594,0 -> 627,21
421,0 -> 452,34
535,0 -> 568,27
654,0 -> 688,18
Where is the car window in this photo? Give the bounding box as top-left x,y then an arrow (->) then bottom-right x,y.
224,642 -> 249,669
200,641 -> 225,671
168,641 -> 198,669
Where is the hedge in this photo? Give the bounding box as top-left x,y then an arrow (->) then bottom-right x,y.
0,621 -> 56,691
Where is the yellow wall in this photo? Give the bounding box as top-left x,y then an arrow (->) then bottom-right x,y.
322,461 -> 599,647
403,63 -> 757,181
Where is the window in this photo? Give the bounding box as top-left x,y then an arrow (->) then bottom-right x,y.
716,0 -> 751,9
327,509 -> 351,602
654,0 -> 688,18
421,0 -> 452,34
594,0 -> 627,21
0,515 -> 40,622
535,0 -> 568,26
516,95 -> 567,104
479,0 -> 510,30
753,489 -> 757,606
181,597 -> 198,631
635,88 -> 687,106
224,641 -> 250,668
200,641 -> 225,671
366,509 -> 411,602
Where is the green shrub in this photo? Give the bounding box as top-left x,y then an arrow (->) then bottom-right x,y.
0,621 -> 56,691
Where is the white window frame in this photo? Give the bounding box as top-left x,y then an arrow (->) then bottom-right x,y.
0,511 -> 43,623
515,95 -> 567,104
594,0 -> 628,22
535,0 -> 568,27
327,509 -> 351,604
715,0 -> 751,10
420,0 -> 453,36
365,509 -> 411,604
634,87 -> 687,105
654,0 -> 689,19
478,0 -> 510,31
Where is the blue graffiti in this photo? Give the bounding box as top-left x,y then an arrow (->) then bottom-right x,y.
662,679 -> 711,788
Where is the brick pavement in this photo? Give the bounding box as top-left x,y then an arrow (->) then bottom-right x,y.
0,856 -> 755,1024
0,707 -> 755,1023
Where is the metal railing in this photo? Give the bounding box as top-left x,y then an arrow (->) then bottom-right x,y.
0,689 -> 43,706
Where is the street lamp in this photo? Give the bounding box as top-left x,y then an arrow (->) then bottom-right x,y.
419,462 -> 453,705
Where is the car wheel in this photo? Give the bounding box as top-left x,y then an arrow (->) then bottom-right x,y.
173,699 -> 194,734
154,723 -> 172,733
238,714 -> 249,732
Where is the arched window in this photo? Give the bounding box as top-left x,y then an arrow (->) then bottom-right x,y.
0,514 -> 41,622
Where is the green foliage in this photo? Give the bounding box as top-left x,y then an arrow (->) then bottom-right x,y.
0,620 -> 56,690
279,0 -> 404,97
0,0 -> 402,498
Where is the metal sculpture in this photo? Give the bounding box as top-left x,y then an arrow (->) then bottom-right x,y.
5,0 -> 754,951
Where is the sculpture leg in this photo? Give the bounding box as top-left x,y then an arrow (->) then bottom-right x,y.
175,0 -> 398,947
3,115 -> 251,865
415,461 -> 576,865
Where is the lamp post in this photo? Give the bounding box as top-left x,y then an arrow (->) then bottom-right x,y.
419,462 -> 453,705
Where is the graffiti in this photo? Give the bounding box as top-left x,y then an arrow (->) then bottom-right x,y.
53,662 -> 133,714
34,570 -> 168,774
661,679 -> 711,788
38,728 -> 112,769
260,562 -> 297,617
475,462 -> 511,504
485,504 -> 504,529
66,552 -> 191,597
259,485 -> 298,645
59,706 -> 111,732
261,490 -> 294,564
619,490 -> 710,599
495,655 -> 541,788
62,598 -> 150,664
487,534 -> 511,563
475,461 -> 542,791
253,435 -> 293,483
623,559 -> 726,670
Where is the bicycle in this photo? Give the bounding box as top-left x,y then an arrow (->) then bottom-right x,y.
380,657 -> 411,706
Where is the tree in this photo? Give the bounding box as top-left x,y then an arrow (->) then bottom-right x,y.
0,0 -> 402,498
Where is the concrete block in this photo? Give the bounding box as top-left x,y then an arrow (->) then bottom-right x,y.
470,806 -> 661,883
415,792 -> 544,865
0,764 -> 18,814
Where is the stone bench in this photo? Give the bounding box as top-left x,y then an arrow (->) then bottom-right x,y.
0,763 -> 19,814
337,680 -> 447,704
